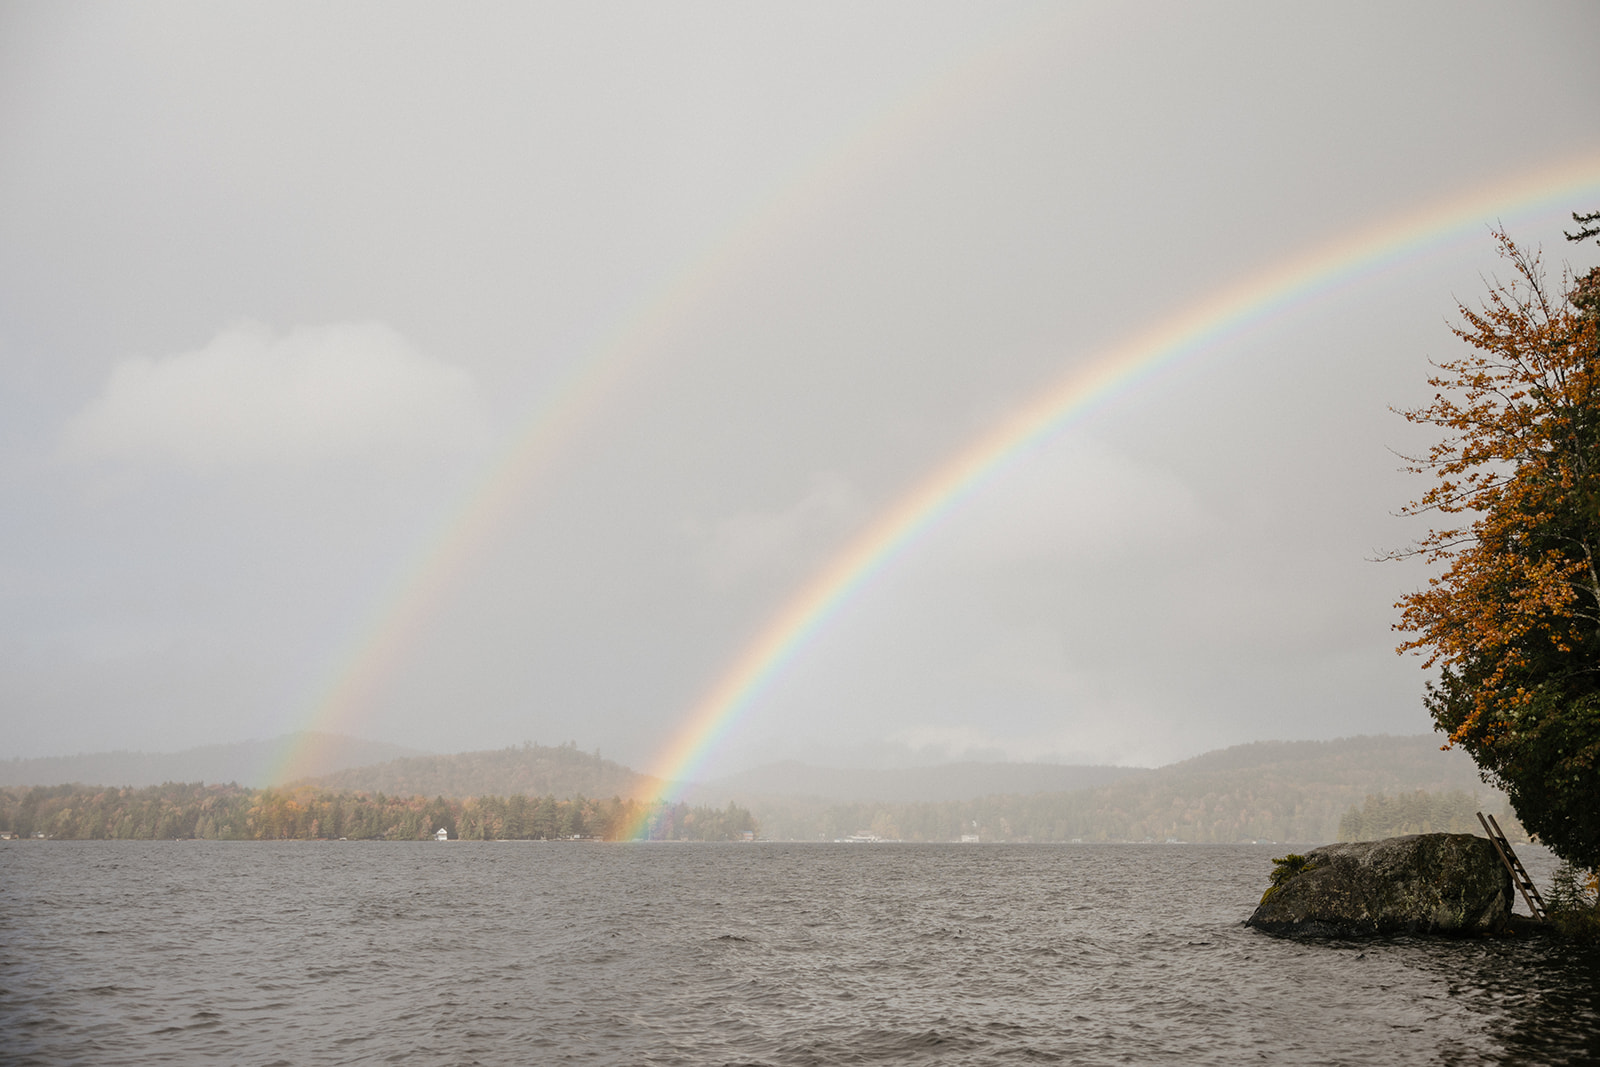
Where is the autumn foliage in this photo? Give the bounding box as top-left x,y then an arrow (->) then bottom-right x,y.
1393,225 -> 1600,868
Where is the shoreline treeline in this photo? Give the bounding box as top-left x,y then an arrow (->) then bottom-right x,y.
0,782 -> 757,842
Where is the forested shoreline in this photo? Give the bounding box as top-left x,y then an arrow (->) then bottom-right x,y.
0,782 -> 758,842
3,780 -> 1516,846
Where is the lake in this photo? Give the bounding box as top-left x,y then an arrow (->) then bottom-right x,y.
3,840 -> 1596,1065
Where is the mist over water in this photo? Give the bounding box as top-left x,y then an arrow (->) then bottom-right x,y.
4,841 -> 1597,1065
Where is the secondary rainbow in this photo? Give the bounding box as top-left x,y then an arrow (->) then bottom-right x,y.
623,156 -> 1600,838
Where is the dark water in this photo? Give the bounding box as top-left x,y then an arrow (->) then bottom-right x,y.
3,841 -> 1597,1065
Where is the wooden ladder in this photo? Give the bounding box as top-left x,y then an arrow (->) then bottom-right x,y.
1478,811 -> 1546,921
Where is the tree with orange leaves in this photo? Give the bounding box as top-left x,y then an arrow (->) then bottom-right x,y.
1393,217 -> 1600,869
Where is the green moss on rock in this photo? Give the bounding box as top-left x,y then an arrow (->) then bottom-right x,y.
1259,853 -> 1321,905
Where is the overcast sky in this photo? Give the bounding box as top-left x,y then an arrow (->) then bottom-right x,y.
4,2 -> 1599,774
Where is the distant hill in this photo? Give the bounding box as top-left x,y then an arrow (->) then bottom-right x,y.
1068,733 -> 1497,844
0,732 -> 428,789
736,735 -> 1504,843
301,742 -> 662,801
687,759 -> 1139,805
1158,735 -> 1480,787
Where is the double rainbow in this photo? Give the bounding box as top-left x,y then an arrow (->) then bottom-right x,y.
255,10 -> 1600,799
265,6 -> 1070,785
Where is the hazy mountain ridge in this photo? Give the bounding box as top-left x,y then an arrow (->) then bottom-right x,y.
1159,735 -> 1476,783
301,742 -> 662,801
742,734 -> 1506,843
1059,733 -> 1499,844
0,733 -> 428,789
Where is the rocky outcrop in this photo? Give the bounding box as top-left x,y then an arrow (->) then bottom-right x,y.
1246,833 -> 1512,936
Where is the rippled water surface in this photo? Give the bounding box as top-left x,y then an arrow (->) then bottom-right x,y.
4,841 -> 1597,1065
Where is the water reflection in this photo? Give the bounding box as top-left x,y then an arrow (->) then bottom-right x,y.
1398,934 -> 1600,1064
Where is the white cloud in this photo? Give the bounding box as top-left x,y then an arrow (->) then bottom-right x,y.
63,321 -> 489,471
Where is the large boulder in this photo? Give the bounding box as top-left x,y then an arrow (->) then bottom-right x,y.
1246,833 -> 1512,936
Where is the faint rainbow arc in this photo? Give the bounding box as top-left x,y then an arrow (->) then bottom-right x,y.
624,156 -> 1600,837
265,7 -> 1073,785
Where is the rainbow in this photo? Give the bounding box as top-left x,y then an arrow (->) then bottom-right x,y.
263,7 -> 1074,786
623,156 -> 1600,839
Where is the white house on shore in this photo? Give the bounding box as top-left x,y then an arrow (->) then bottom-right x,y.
434,827 -> 449,841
